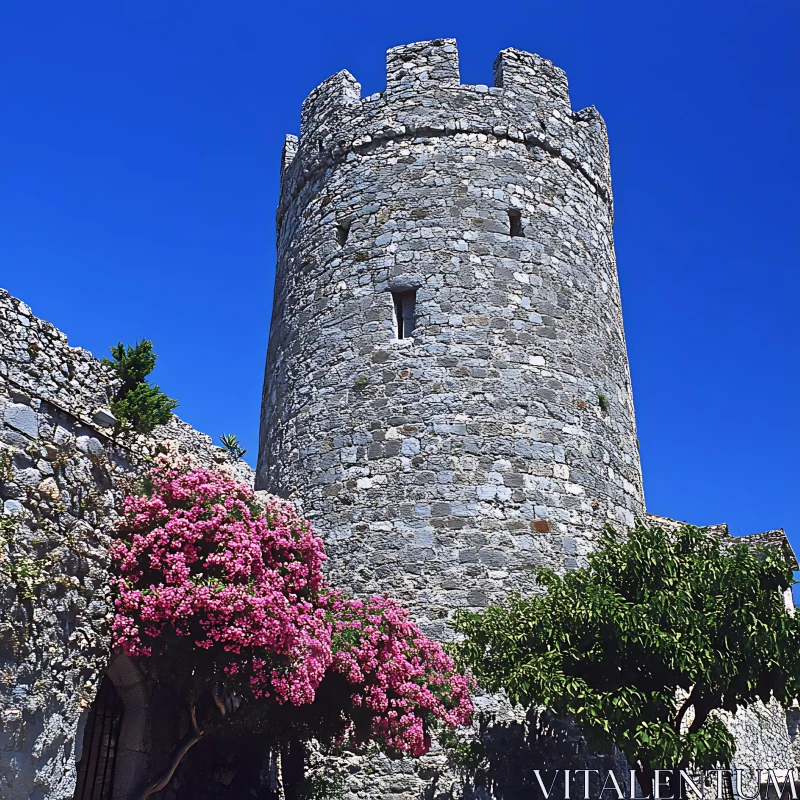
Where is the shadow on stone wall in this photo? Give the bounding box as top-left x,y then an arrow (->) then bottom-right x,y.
438,709 -> 624,800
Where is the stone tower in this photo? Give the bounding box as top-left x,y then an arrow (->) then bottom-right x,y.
257,38 -> 644,630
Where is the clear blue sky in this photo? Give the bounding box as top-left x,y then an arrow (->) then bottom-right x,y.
2,2 -> 798,551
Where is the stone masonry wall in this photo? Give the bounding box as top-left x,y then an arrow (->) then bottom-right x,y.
258,36 -> 643,634
0,288 -> 252,800
726,698 -> 794,788
257,38 -> 645,798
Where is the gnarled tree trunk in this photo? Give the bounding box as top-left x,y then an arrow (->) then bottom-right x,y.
134,702 -> 205,800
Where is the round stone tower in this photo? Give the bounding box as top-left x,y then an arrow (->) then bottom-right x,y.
257,38 -> 644,631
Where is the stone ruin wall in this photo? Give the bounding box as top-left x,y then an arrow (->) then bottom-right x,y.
0,287 -> 252,800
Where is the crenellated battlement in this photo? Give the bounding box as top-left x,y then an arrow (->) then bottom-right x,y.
300,69 -> 361,142
279,39 -> 611,216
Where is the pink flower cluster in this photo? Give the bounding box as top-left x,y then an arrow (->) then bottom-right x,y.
325,593 -> 473,755
110,461 -> 473,755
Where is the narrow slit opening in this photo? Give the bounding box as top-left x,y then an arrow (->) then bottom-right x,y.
335,220 -> 351,247
508,209 -> 524,238
392,290 -> 416,340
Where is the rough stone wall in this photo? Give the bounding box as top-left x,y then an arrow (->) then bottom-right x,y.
0,288 -> 252,800
258,35 -> 643,632
725,698 -> 794,783
787,706 -> 800,768
257,38 -> 644,798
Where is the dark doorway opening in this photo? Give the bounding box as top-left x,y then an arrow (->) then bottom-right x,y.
74,676 -> 124,800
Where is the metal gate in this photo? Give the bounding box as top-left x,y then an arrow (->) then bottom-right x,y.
74,676 -> 124,800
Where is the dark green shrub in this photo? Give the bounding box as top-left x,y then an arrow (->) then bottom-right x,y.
103,340 -> 177,435
454,522 -> 800,796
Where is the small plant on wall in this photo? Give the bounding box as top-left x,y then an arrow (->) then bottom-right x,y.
102,340 -> 177,435
218,433 -> 247,460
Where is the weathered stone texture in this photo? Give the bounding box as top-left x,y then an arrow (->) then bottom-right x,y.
259,36 -> 643,625
0,288 -> 252,800
257,37 -> 644,798
726,698 -> 794,777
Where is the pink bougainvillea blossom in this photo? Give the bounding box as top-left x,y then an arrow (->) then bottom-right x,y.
325,592 -> 473,755
110,456 -> 472,756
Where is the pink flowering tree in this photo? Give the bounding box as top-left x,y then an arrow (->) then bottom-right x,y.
110,455 -> 473,799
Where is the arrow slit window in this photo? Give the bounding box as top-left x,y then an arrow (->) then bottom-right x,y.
392,291 -> 416,339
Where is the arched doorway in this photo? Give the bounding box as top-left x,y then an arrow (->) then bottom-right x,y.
74,675 -> 124,799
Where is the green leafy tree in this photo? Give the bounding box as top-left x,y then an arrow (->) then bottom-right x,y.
453,523 -> 800,796
102,340 -> 177,435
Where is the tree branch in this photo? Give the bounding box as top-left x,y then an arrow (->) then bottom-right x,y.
212,682 -> 228,718
673,687 -> 698,733
688,694 -> 719,734
636,760 -> 655,799
133,703 -> 204,800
